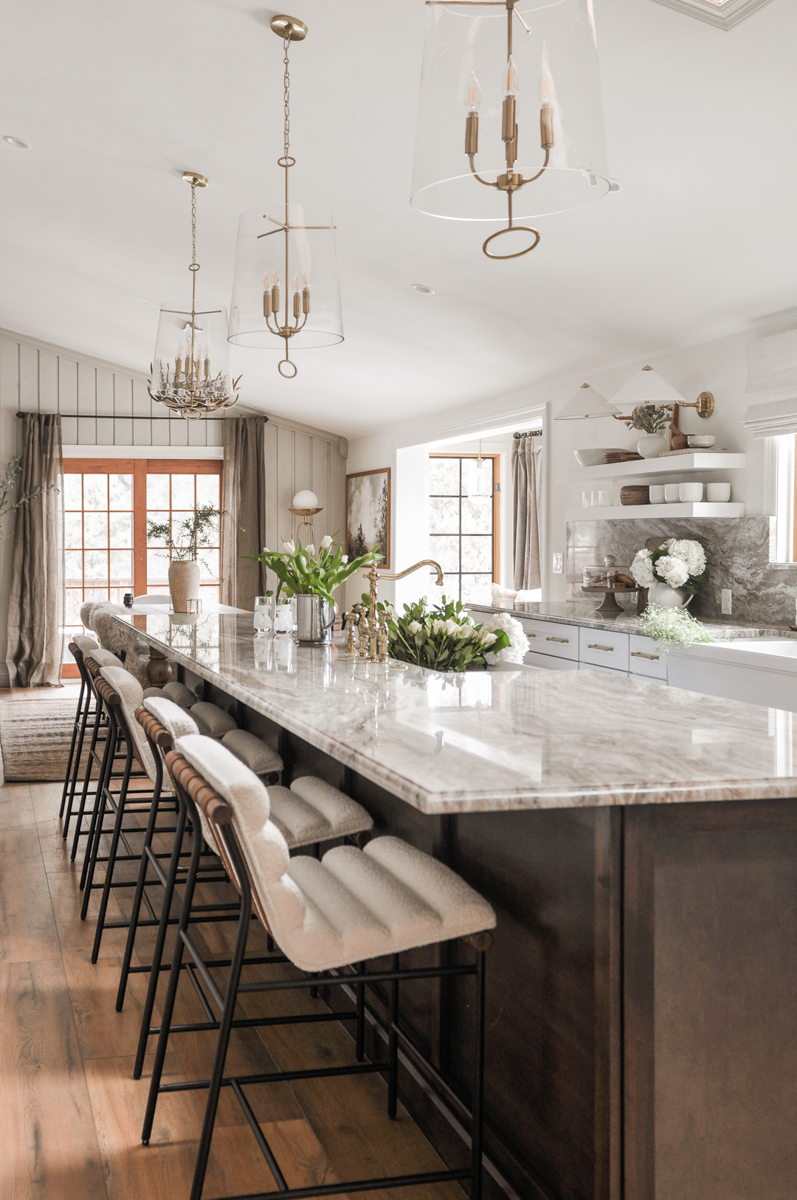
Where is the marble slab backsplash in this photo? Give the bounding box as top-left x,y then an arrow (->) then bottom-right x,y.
566,517 -> 797,626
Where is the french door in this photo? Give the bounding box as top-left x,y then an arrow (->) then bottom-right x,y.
62,458 -> 222,676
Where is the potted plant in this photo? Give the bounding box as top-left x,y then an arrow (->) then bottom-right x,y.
147,504 -> 221,613
383,595 -> 529,671
625,403 -> 672,459
251,535 -> 382,645
631,538 -> 707,609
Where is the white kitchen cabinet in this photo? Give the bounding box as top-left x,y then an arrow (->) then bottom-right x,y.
524,649 -> 579,671
628,634 -> 668,681
578,627 -> 630,672
578,662 -> 628,677
668,644 -> 797,712
517,617 -> 579,661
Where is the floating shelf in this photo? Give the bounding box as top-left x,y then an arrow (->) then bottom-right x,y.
574,452 -> 746,479
582,502 -> 745,520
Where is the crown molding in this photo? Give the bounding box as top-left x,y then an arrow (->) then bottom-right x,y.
650,0 -> 775,29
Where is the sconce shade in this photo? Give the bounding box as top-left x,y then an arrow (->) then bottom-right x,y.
228,206 -> 343,350
555,383 -> 614,420
292,490 -> 319,509
610,366 -> 687,411
411,0 -> 610,221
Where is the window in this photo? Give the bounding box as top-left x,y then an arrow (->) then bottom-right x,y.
429,454 -> 499,604
62,459 -> 222,675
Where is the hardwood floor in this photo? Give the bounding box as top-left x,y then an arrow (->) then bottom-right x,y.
0,688 -> 464,1200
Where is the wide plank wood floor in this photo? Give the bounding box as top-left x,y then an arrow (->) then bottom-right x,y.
0,686 -> 465,1200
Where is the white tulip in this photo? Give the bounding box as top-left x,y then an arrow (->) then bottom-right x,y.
262,546 -> 269,554
320,534 -> 332,549
342,554 -> 348,563
282,539 -> 295,554
306,543 -> 316,556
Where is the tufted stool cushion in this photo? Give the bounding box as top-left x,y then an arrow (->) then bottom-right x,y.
221,729 -> 283,778
280,776 -> 373,845
174,737 -> 495,974
190,702 -> 237,739
72,634 -> 99,652
161,681 -> 197,709
143,696 -> 199,743
85,648 -> 123,670
143,687 -> 163,699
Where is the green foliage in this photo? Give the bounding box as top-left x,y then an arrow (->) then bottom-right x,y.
147,503 -> 221,567
383,595 -> 510,672
636,604 -> 715,652
625,404 -> 671,435
248,535 -> 382,607
0,456 -> 56,536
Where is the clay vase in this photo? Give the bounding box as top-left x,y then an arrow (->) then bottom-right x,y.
169,559 -> 201,613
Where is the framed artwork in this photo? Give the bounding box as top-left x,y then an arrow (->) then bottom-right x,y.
346,467 -> 391,568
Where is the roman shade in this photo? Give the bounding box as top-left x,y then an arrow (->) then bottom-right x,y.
742,330 -> 797,438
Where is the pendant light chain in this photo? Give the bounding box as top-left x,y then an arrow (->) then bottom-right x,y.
190,183 -> 198,271
283,34 -> 291,162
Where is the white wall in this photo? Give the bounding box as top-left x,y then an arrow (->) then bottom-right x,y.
0,328 -> 347,685
346,321 -> 787,608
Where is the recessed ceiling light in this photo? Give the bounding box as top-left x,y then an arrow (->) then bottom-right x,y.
4,135 -> 31,150
411,283 -> 435,294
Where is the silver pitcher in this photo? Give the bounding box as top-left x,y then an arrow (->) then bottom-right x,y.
294,593 -> 336,646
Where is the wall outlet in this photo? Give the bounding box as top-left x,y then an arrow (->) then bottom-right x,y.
721,589 -> 732,615
552,552 -> 563,575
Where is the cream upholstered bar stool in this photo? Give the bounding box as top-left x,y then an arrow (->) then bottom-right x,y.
143,737 -> 495,1200
59,634 -> 99,825
130,698 -> 375,1079
67,646 -> 129,857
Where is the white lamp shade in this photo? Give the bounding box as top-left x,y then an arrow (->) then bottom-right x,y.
555,383 -> 614,420
610,366 -> 687,411
411,0 -> 610,221
293,490 -> 319,509
228,206 -> 343,350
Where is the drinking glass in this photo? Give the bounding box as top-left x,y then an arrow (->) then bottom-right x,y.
253,595 -> 272,637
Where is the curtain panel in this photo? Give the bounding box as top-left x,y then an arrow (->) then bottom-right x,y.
512,433 -> 543,591
5,413 -> 64,687
221,416 -> 267,611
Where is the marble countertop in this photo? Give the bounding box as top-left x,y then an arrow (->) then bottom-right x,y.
468,601 -> 797,640
115,611 -> 797,815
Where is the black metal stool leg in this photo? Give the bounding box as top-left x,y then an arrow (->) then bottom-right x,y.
89,742 -> 143,957
70,700 -> 105,861
79,718 -> 118,895
388,951 -> 400,1119
355,961 -> 366,1062
117,759 -> 168,1012
471,949 -> 486,1200
59,675 -> 86,820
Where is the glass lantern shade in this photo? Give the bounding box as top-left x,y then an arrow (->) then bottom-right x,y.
411,0 -> 610,221
228,205 -> 344,350
149,303 -> 236,418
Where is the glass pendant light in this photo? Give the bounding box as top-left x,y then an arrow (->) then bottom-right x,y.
149,174 -> 240,420
470,440 -> 493,496
227,14 -> 343,378
411,0 -> 610,260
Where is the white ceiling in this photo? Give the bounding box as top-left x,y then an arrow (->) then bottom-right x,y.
0,0 -> 793,436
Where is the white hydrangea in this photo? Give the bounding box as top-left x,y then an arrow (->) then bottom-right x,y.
631,549 -> 656,588
666,538 -> 706,578
655,554 -> 690,588
479,611 -> 529,665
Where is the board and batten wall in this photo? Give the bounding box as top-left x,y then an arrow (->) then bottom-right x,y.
0,328 -> 347,686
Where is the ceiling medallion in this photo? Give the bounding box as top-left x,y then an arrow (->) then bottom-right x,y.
411,0 -> 611,261
148,174 -> 240,421
227,14 -> 343,378
649,0 -> 775,29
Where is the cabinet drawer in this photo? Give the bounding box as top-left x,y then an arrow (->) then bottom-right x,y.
524,649 -> 579,671
518,618 -> 579,660
578,627 -> 630,671
578,662 -> 628,677
628,634 -> 667,681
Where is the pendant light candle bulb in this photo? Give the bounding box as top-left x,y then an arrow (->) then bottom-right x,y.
467,72 -> 481,112
505,56 -> 518,97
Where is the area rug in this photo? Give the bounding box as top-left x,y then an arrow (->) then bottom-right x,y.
0,698 -> 86,783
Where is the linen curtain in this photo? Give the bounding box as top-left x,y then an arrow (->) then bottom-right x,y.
220,416 -> 267,611
512,432 -> 543,591
5,413 -> 64,687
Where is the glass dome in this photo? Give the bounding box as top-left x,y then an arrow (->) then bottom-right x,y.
149,303 -> 237,420
228,205 -> 344,351
411,0 -> 610,221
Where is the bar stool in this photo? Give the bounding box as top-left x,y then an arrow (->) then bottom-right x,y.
143,736 -> 495,1200
130,701 -> 374,1081
67,647 -> 128,859
59,634 -> 99,826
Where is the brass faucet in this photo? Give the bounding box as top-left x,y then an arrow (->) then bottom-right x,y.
362,559 -> 444,626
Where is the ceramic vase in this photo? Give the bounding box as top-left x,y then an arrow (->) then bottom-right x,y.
637,434 -> 667,459
648,581 -> 693,609
168,559 -> 201,613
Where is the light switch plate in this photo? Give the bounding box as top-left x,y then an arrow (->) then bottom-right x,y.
721,589 -> 732,614
552,553 -> 563,575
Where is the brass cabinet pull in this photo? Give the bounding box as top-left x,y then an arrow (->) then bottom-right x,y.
588,643 -> 615,653
631,650 -> 660,661
546,636 -> 570,644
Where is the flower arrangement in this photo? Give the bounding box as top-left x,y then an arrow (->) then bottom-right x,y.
625,404 -> 672,435
631,538 -> 707,594
251,536 -> 381,608
147,504 -> 222,567
383,595 -> 529,672
636,604 -> 714,652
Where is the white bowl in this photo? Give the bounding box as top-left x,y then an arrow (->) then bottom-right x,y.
649,485 -> 666,504
664,484 -> 681,503
679,483 -> 704,502
706,482 -> 731,503
686,435 -> 716,449
573,448 -> 628,467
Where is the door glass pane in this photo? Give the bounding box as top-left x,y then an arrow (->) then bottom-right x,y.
109,511 -> 133,547
64,512 -> 83,547
429,458 -> 460,496
196,474 -> 220,506
64,550 -> 83,583
110,549 -> 133,586
147,549 -> 169,585
83,475 -> 108,511
430,535 -> 460,572
84,550 -> 108,582
109,473 -> 133,510
429,456 -> 496,601
84,512 -> 108,548
147,474 -> 170,509
462,496 -> 492,535
430,496 -> 460,535
171,474 -> 195,510
199,548 -> 219,582
63,474 -> 82,510
462,536 -> 492,572
461,574 -> 492,603
146,512 -> 170,547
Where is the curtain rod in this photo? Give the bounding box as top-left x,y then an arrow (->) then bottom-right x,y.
513,429 -> 542,438
15,411 -> 266,423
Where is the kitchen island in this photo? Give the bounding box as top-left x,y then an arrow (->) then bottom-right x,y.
116,610 -> 797,1200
